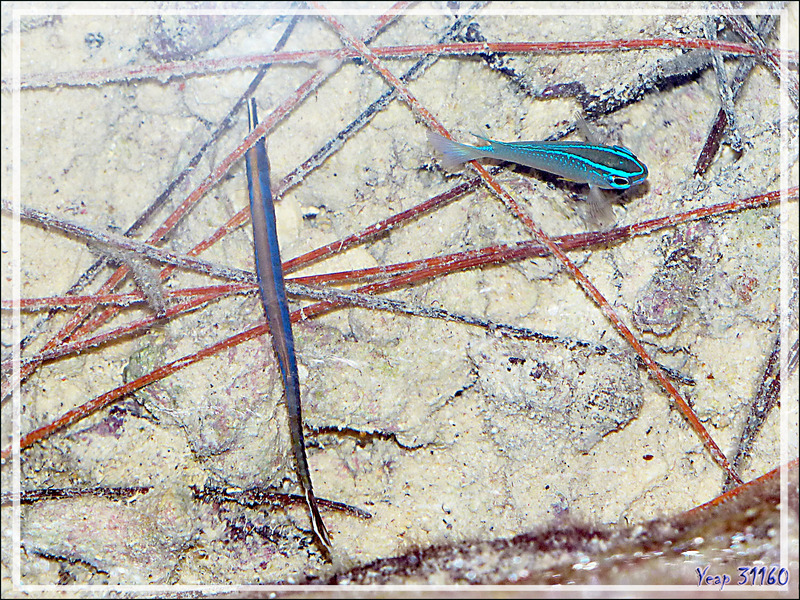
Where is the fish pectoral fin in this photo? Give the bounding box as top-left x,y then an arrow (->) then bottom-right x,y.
580,185 -> 616,231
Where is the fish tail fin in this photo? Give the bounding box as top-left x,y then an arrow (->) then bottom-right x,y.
427,130 -> 486,170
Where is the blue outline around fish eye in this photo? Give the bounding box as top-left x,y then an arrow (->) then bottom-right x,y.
607,174 -> 631,189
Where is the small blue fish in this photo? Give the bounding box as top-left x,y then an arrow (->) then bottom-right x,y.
428,131 -> 648,190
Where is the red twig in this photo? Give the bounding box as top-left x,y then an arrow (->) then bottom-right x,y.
3,184 -> 793,463
1,283 -> 253,312
7,179 -> 790,379
8,13 -> 400,395
683,457 -> 799,516
13,38 -> 794,91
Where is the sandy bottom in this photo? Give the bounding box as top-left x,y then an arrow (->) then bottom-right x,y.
2,1 -> 798,592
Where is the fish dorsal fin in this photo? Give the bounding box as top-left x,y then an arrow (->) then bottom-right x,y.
470,132 -> 493,146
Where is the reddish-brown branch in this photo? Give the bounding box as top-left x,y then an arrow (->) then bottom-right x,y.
7,184 -> 791,376
13,294 -> 221,371
3,321 -> 269,460
683,457 -> 799,516
8,186 -> 790,315
3,184 -> 793,462
13,38 -> 794,91
2,283 -> 253,312
9,15 -> 396,395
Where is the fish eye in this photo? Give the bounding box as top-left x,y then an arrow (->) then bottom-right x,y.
609,175 -> 630,188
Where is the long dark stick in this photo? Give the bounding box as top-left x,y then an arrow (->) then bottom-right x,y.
245,99 -> 332,554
